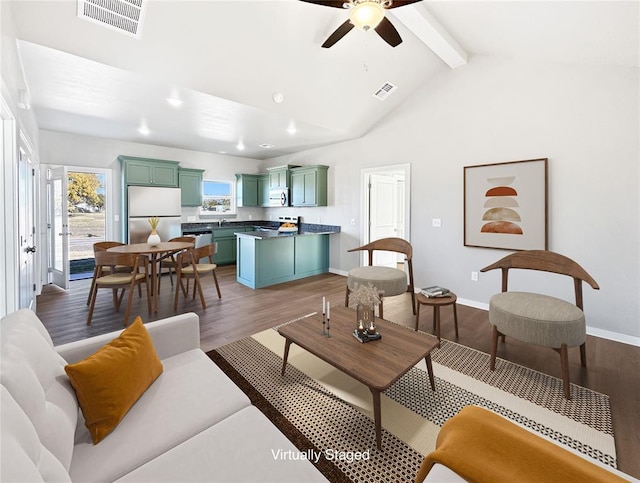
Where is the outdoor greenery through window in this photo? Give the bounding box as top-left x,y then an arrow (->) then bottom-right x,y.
201,180 -> 234,214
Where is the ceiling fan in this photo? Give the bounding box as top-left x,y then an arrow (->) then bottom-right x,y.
300,0 -> 422,48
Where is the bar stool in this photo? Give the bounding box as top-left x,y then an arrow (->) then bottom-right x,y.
415,292 -> 459,347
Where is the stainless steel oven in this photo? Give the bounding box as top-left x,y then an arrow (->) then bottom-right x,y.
269,189 -> 289,207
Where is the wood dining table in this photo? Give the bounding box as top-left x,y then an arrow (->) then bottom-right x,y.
107,241 -> 194,312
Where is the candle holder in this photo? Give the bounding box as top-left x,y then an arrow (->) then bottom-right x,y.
326,316 -> 331,338
322,312 -> 327,336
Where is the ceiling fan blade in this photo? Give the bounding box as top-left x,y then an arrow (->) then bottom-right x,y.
375,17 -> 402,47
299,0 -> 347,8
386,0 -> 422,8
322,20 -> 355,48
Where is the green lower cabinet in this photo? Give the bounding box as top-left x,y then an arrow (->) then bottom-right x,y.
213,227 -> 247,265
237,234 -> 329,289
294,234 -> 330,276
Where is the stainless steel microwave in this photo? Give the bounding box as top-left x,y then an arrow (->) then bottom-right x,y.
269,189 -> 289,206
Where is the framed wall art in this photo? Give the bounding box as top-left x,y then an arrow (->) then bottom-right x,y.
464,158 -> 548,250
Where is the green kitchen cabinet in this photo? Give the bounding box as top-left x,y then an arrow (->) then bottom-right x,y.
213,227 -> 247,265
258,174 -> 270,207
236,233 -> 329,289
290,165 -> 329,207
178,168 -> 204,206
267,166 -> 291,189
235,174 -> 259,207
119,156 -> 179,187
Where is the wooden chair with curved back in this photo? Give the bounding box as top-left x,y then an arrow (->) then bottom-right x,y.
173,243 -> 221,310
345,237 -> 416,319
480,250 -> 599,399
87,251 -> 151,326
86,241 -> 131,306
158,236 -> 196,289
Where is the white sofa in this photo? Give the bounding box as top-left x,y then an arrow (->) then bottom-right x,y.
1,309 -> 327,482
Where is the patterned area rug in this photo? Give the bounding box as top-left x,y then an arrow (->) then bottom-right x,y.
208,316 -> 616,482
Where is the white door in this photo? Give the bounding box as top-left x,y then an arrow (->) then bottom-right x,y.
369,173 -> 397,267
18,146 -> 37,308
50,166 -> 70,289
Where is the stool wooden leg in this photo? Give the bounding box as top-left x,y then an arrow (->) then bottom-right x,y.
379,300 -> 384,320
345,286 -> 350,307
579,342 -> 587,368
490,325 -> 499,371
453,303 -> 459,339
560,344 -> 571,399
414,301 -> 421,331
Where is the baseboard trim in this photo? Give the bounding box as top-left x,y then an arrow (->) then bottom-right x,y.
586,327 -> 640,347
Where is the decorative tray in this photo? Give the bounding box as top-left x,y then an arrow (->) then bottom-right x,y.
278,227 -> 298,232
352,330 -> 382,343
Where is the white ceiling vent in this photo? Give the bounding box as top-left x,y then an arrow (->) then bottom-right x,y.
373,82 -> 397,101
77,0 -> 148,38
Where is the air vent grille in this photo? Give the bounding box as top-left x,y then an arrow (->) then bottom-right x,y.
373,82 -> 397,101
77,0 -> 147,38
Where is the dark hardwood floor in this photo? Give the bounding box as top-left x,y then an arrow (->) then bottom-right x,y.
36,265 -> 640,478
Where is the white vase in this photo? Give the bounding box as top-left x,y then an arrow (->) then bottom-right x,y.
147,230 -> 161,246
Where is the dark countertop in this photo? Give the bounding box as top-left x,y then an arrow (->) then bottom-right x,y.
237,230 -> 337,240
181,221 -> 340,235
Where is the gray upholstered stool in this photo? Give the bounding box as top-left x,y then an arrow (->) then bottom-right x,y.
489,292 -> 586,350
347,266 -> 407,319
345,238 -> 416,319
481,250 -> 599,400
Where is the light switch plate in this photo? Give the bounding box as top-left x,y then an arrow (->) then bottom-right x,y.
432,218 -> 442,228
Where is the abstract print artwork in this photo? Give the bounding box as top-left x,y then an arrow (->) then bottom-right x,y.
464,158 -> 548,250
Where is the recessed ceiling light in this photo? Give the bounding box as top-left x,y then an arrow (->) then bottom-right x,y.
272,92 -> 284,103
259,143 -> 274,149
236,141 -> 245,151
166,97 -> 183,107
138,125 -> 150,135
287,126 -> 297,135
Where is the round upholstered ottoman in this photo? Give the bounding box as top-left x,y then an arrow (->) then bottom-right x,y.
346,266 -> 407,319
489,292 -> 586,348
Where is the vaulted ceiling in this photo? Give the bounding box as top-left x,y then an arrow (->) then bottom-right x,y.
9,1 -> 639,159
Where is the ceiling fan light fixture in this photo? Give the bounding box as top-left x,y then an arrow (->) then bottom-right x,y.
349,1 -> 385,31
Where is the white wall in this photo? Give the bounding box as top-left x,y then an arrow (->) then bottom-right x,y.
267,55 -> 639,341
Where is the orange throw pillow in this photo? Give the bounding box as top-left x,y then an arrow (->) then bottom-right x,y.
65,316 -> 163,444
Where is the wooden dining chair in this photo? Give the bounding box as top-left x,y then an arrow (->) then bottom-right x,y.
87,251 -> 151,326
86,241 -> 133,306
173,244 -> 221,310
158,236 -> 196,289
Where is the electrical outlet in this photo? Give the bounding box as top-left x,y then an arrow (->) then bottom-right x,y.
114,215 -> 119,222
471,271 -> 479,282
317,217 -> 322,223
248,214 -> 253,220
350,219 -> 356,226
432,218 -> 441,228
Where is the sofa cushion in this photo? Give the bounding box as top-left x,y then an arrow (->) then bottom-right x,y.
69,348 -> 251,482
64,316 -> 164,444
0,309 -> 78,472
115,406 -> 328,482
1,385 -> 71,482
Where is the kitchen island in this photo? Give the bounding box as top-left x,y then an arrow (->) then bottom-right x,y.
236,228 -> 337,289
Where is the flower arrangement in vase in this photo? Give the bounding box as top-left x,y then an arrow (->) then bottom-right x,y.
147,217 -> 161,246
349,283 -> 381,335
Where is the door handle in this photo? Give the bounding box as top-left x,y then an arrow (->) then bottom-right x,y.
25,246 -> 37,254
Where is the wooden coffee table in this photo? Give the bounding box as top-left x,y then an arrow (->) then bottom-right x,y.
279,305 -> 437,450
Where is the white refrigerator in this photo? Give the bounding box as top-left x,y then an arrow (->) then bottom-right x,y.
127,186 -> 182,244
